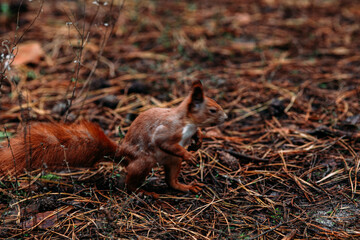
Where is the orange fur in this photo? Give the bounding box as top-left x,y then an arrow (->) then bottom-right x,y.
118,80 -> 227,193
0,121 -> 121,175
0,80 -> 227,194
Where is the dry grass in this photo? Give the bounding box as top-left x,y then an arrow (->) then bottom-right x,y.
1,0 -> 360,239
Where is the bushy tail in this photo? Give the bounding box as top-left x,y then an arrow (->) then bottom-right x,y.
0,121 -> 120,175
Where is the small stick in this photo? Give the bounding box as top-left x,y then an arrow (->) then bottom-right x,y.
223,149 -> 269,162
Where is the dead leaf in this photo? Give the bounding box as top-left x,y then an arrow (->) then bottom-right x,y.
12,42 -> 45,66
219,151 -> 240,170
24,206 -> 73,229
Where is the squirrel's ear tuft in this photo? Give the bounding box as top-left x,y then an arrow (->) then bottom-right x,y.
190,80 -> 204,104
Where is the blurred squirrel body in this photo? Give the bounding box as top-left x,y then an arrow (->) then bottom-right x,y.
0,81 -> 227,194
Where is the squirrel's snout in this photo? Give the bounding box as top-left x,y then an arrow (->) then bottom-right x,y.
219,112 -> 228,124
223,112 -> 228,120
222,112 -> 228,121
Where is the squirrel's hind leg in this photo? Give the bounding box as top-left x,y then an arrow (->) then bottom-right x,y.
125,158 -> 158,197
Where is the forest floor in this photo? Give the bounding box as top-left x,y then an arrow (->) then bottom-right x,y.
0,0 -> 360,239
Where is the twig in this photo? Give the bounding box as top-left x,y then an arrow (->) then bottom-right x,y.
247,221 -> 285,240
224,149 -> 269,162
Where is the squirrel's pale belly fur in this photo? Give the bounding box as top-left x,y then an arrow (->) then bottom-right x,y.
0,80 -> 227,195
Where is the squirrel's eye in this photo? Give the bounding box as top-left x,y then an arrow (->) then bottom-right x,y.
209,108 -> 217,114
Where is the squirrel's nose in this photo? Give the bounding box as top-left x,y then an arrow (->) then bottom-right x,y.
222,112 -> 228,121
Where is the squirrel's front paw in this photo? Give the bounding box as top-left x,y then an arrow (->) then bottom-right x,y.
171,182 -> 204,193
183,151 -> 193,162
189,182 -> 205,193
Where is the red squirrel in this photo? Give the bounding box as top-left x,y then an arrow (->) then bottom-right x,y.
0,80 -> 227,194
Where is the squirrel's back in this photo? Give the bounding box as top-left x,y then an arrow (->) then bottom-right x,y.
0,121 -> 120,175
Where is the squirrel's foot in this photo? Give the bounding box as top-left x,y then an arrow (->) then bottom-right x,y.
171,181 -> 204,193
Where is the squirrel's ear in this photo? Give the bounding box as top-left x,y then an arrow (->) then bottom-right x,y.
190,80 -> 204,104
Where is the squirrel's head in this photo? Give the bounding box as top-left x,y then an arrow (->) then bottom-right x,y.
187,80 -> 227,127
